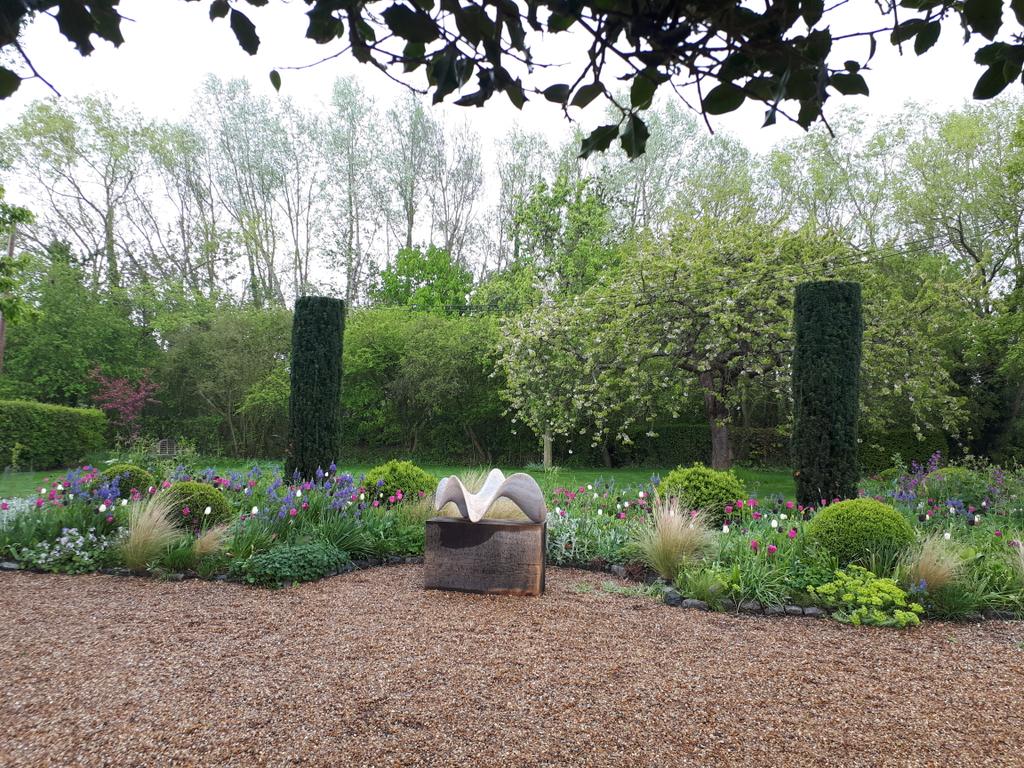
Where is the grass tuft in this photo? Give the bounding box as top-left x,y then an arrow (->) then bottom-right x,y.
120,494 -> 179,573
634,493 -> 712,580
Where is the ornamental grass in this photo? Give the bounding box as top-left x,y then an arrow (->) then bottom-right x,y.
635,493 -> 712,580
120,494 -> 179,572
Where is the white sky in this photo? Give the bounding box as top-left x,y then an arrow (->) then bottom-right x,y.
1,0 -> 996,154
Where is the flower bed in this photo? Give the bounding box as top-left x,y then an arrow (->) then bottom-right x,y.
1,456 -> 1022,627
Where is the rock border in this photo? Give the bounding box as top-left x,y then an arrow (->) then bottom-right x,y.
1,557 -> 1020,622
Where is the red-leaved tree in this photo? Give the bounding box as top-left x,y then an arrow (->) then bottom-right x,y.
89,368 -> 160,439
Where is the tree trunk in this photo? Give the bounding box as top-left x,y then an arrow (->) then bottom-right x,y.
699,371 -> 733,470
600,440 -> 612,468
542,430 -> 553,470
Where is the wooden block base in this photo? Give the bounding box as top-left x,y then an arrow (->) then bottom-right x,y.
424,517 -> 546,596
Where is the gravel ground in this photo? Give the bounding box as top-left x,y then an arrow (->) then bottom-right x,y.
1,566 -> 1022,768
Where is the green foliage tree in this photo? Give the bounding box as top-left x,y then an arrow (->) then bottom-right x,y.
286,296 -> 345,479
370,245 -> 472,312
792,281 -> 863,506
4,2 -> 1023,158
2,253 -> 155,406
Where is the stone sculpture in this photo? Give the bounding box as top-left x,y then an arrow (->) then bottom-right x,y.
434,468 -> 548,523
425,468 -> 547,595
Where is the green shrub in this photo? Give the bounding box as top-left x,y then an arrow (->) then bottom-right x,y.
659,463 -> 746,523
364,459 -> 437,501
286,296 -> 345,480
806,498 -> 915,567
922,466 -> 991,508
877,466 -> 903,484
163,481 -> 233,531
809,565 -> 924,627
791,281 -> 863,505
0,399 -> 106,469
230,542 -> 350,588
92,463 -> 156,497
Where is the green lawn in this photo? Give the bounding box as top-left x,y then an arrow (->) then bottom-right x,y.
0,456 -> 795,500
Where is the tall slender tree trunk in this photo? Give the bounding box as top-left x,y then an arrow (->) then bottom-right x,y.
699,371 -> 733,470
542,430 -> 553,470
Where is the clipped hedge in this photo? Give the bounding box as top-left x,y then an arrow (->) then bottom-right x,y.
163,481 -> 233,532
286,295 -> 345,480
92,463 -> 156,498
792,281 -> 863,506
0,399 -> 106,470
364,460 -> 436,501
659,463 -> 746,524
806,499 -> 915,566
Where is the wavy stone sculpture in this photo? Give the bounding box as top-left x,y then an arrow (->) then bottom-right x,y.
435,469 -> 548,523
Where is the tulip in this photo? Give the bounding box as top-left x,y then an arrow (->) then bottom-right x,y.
787,528 -> 797,539
750,540 -> 759,552
767,544 -> 777,554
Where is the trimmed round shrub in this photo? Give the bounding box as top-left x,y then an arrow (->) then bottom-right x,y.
92,463 -> 156,498
659,463 -> 746,523
364,460 -> 436,502
806,499 -> 915,566
922,467 -> 991,508
876,467 -> 903,484
163,481 -> 233,531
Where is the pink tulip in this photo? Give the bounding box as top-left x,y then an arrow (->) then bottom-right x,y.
767,544 -> 778,555
289,508 -> 298,517
724,505 -> 734,516
785,501 -> 795,510
752,511 -> 762,521
750,540 -> 759,552
787,528 -> 798,539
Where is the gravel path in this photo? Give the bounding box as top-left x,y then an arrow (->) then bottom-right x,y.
1,567 -> 1022,768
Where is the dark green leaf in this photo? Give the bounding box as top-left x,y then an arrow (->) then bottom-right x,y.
829,72 -> 869,95
230,9 -> 260,55
270,69 -> 281,91
403,41 -> 425,72
630,73 -> 657,110
1013,0 -> 1024,25
890,18 -> 925,45
382,4 -> 439,43
453,5 -> 493,45
56,0 -> 98,55
210,0 -> 230,20
620,114 -> 649,158
578,124 -> 619,159
963,0 -> 1002,40
802,0 -> 824,28
844,60 -> 860,73
306,6 -> 344,43
548,12 -> 576,32
914,21 -> 941,54
973,63 -> 1010,98
702,82 -> 745,115
504,79 -> 527,109
975,41 -> 1009,65
571,82 -> 604,108
543,83 -> 571,104
245,0 -> 269,5
0,67 -> 21,99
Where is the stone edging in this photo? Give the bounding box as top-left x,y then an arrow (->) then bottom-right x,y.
1,557 -> 1020,621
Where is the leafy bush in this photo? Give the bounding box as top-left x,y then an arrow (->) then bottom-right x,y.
809,565 -> 924,627
674,566 -> 728,609
163,481 -> 233,531
922,467 -> 991,508
92,463 -> 156,498
364,460 -> 437,502
806,499 -> 915,566
231,542 -> 349,588
0,399 -> 106,469
659,463 -> 745,524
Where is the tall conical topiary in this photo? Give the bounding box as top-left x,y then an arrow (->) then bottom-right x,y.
286,296 -> 345,480
792,281 -> 863,507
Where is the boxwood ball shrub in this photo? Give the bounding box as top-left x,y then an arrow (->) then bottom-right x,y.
807,499 -> 915,566
163,481 -> 233,531
286,296 -> 345,480
92,463 -> 156,497
364,460 -> 437,501
0,399 -> 106,469
792,281 -> 863,507
659,463 -> 746,524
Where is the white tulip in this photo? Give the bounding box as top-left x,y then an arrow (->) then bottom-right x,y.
770,519 -> 778,529
722,524 -> 730,534
204,506 -> 212,516
296,489 -> 302,498
98,504 -> 107,513
943,532 -> 951,540
251,506 -> 259,515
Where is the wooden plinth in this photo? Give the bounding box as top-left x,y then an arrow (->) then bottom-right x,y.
424,517 -> 546,596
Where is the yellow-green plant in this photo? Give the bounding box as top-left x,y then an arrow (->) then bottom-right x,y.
634,494 -> 712,580
810,565 -> 924,628
119,494 -> 179,572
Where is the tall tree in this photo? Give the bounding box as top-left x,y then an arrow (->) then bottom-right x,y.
382,94 -> 437,253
